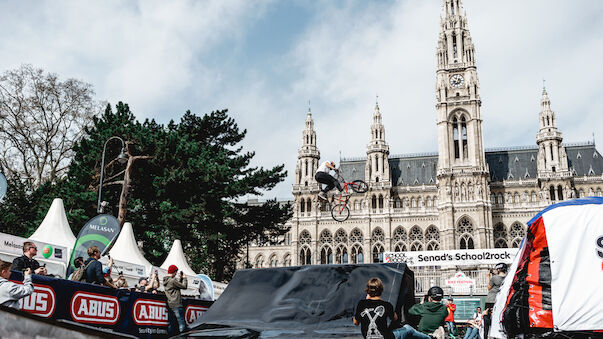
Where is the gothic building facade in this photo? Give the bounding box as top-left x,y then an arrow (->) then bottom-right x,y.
247,0 -> 603,292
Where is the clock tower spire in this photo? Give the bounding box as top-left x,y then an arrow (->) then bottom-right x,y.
435,0 -> 492,250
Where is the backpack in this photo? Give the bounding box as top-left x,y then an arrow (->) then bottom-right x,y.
71,260 -> 94,282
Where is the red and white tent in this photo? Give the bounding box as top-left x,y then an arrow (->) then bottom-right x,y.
491,197 -> 603,337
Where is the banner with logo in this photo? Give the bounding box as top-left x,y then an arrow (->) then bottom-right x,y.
9,271 -> 212,338
68,214 -> 121,272
383,248 -> 518,267
0,172 -> 7,201
0,232 -> 69,276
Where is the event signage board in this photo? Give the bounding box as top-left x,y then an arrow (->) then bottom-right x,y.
9,271 -> 212,338
445,271 -> 476,293
384,248 -> 518,267
68,214 -> 120,271
0,172 -> 7,201
0,231 -> 69,276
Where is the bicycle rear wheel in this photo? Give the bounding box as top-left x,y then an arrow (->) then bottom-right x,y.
350,180 -> 368,193
331,202 -> 350,222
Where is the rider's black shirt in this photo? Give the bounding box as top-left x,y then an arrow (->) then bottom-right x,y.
355,299 -> 395,339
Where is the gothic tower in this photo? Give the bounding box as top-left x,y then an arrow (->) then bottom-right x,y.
365,99 -> 392,215
435,0 -> 492,250
536,86 -> 574,202
293,107 -> 321,218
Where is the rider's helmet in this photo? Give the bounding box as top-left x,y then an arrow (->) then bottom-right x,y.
427,286 -> 444,301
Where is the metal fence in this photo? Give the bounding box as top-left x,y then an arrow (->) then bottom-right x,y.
413,267 -> 490,297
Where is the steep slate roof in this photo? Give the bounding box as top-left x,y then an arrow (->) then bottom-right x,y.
340,142 -> 603,186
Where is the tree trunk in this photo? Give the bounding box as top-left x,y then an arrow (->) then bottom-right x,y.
117,157 -> 133,226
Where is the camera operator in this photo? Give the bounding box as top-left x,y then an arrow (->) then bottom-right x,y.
0,260 -> 34,308
136,269 -> 160,294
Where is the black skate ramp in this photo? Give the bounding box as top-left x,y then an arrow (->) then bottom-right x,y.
181,263 -> 414,338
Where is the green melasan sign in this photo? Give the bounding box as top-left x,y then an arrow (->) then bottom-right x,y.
68,214 -> 121,272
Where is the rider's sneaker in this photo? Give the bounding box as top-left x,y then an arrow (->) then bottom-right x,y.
318,192 -> 327,200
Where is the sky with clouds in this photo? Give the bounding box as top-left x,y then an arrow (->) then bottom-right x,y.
1,0 -> 602,200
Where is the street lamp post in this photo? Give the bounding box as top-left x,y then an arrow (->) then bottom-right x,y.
97,136 -> 129,213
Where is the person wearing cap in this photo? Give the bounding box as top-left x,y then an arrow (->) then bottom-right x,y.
484,263 -> 507,337
163,264 -> 188,334
393,286 -> 448,339
444,297 -> 456,337
136,269 -> 159,294
315,160 -> 348,200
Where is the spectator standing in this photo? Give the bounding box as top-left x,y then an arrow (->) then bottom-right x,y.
136,270 -> 159,294
463,307 -> 482,339
115,274 -> 129,288
484,263 -> 507,337
392,286 -> 448,339
0,260 -> 34,309
67,257 -> 85,280
445,297 -> 456,337
353,277 -> 397,339
83,246 -> 105,285
163,265 -> 188,334
11,241 -> 47,275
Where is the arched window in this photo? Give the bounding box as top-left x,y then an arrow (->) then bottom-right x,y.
299,246 -> 311,265
351,244 -> 363,264
269,254 -> 278,267
354,200 -> 360,210
453,116 -> 459,159
494,223 -> 507,248
336,245 -> 348,264
510,222 -> 525,248
457,217 -> 474,249
490,193 -> 496,204
579,189 -> 584,198
372,195 -> 377,210
531,191 -> 537,202
597,188 -> 602,197
299,230 -> 312,245
425,226 -> 440,250
307,199 -> 312,213
514,192 -> 520,204
319,229 -> 333,245
557,185 -> 564,201
320,246 -> 333,265
393,227 -> 408,252
283,253 -> 291,266
410,241 -> 423,251
378,195 -> 384,209
550,186 -> 556,201
300,198 -> 305,213
350,228 -> 363,244
411,198 -> 417,208
426,197 -> 432,207
372,228 -> 385,243
255,254 -> 264,268
497,193 -> 503,205
461,115 -> 467,159
409,226 -> 423,250
372,244 -> 385,263
335,229 -> 348,245
395,198 -> 401,208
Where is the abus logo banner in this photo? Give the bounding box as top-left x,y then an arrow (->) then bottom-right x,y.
16,283 -> 56,317
133,299 -> 169,326
185,305 -> 209,325
70,291 -> 120,325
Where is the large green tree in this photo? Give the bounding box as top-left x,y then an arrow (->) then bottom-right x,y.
57,103 -> 291,281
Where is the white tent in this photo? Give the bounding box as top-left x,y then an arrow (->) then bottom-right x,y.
29,198 -> 76,250
108,222 -> 153,272
160,239 -> 196,276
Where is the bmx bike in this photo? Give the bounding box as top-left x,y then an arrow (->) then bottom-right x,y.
329,171 -> 368,222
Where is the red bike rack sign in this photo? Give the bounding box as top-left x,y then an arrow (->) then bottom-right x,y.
133,299 -> 169,326
70,291 -> 120,325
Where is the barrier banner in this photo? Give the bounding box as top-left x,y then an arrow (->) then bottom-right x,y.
384,248 -> 518,267
9,271 -> 212,338
0,232 -> 69,276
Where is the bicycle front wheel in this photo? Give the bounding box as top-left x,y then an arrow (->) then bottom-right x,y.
350,180 -> 368,193
331,202 -> 350,222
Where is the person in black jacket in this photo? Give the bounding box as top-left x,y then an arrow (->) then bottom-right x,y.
83,246 -> 105,285
11,241 -> 47,275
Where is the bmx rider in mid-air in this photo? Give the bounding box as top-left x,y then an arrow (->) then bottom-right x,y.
315,160 -> 348,200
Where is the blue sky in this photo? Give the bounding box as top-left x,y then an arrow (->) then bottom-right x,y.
1,0 -> 602,200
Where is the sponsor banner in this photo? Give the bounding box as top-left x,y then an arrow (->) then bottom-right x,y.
68,214 -> 120,274
384,248 -> 518,267
185,304 -> 209,325
8,270 -> 213,338
445,271 -> 476,293
0,232 -> 69,276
